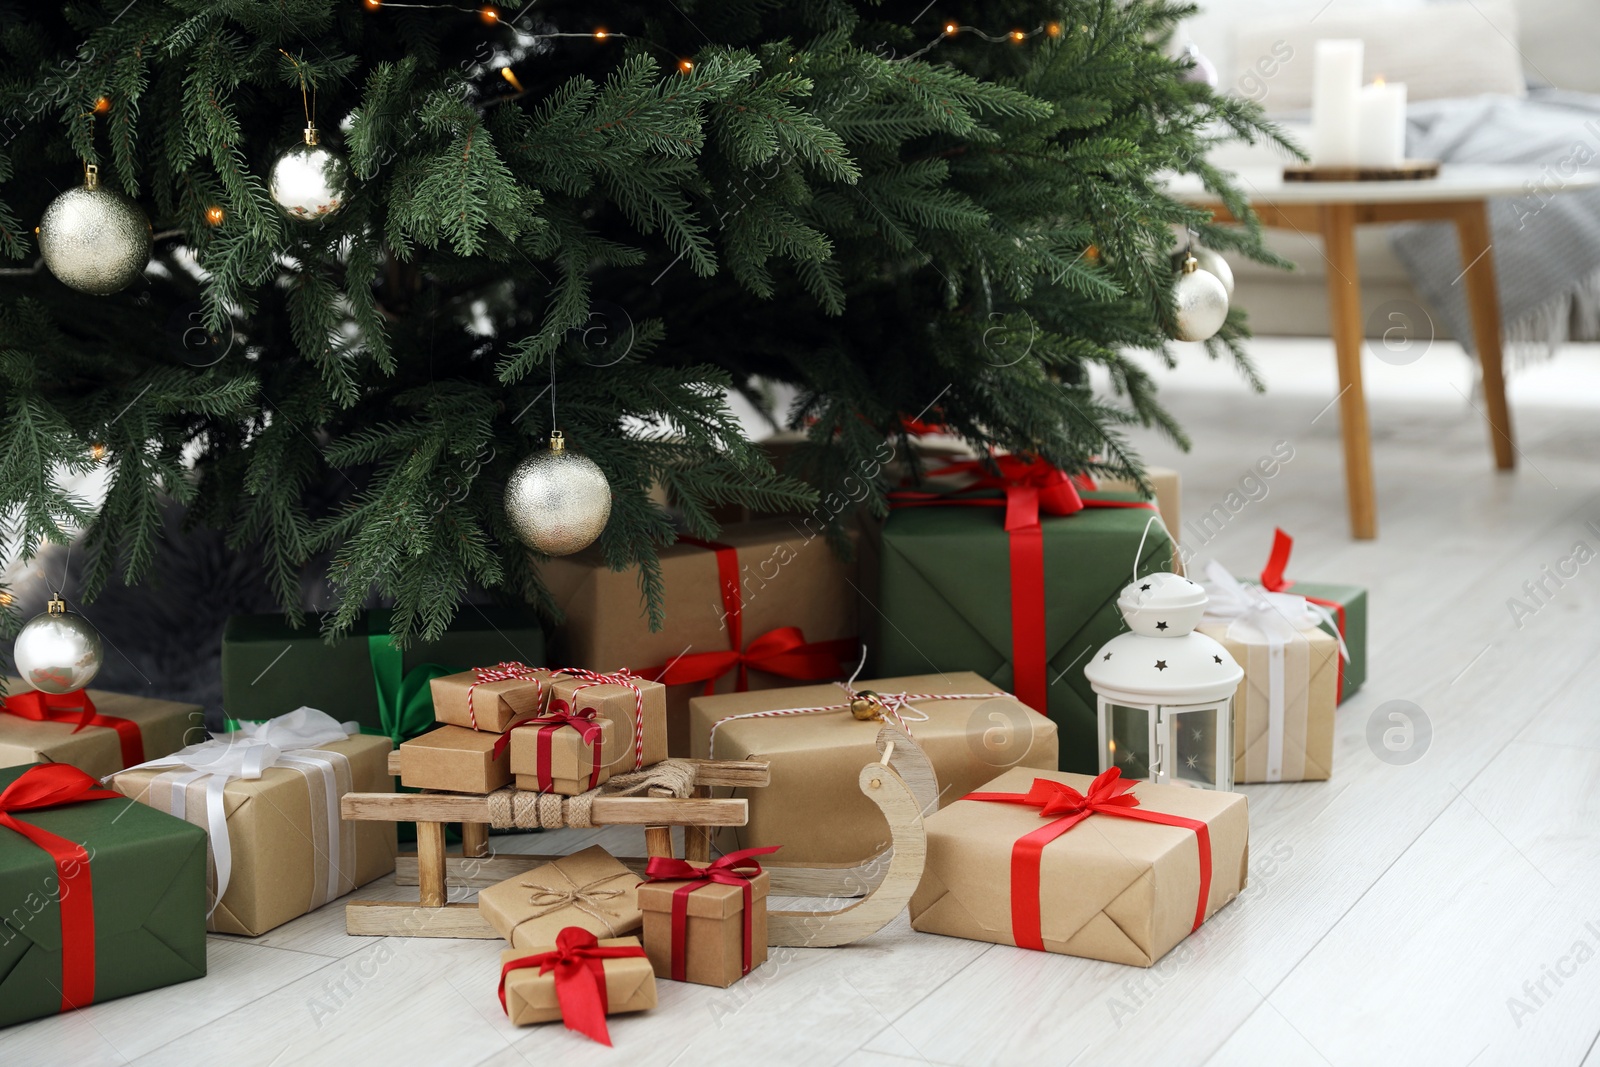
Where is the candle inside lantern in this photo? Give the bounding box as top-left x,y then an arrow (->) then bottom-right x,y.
1357,76 -> 1407,167
1311,39 -> 1362,166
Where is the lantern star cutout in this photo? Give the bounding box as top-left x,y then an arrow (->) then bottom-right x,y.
1154,660 -> 1168,671
1103,652 -> 1113,660
1185,754 -> 1199,769
1156,621 -> 1168,631
1213,654 -> 1223,664
1140,583 -> 1151,591
1191,727 -> 1205,742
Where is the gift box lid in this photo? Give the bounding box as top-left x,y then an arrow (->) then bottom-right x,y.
499,938 -> 654,1009
637,865 -> 770,920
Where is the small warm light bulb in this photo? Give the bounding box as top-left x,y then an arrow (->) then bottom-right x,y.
93,96 -> 111,114
205,205 -> 225,225
1009,30 -> 1026,42
500,67 -> 524,92
478,5 -> 499,24
594,29 -> 608,39
678,58 -> 694,73
363,0 -> 381,9
1374,75 -> 1386,86
0,591 -> 12,607
90,442 -> 107,461
943,22 -> 958,35
1046,22 -> 1062,37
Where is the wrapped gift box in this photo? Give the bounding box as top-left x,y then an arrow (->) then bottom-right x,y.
399,724 -> 511,793
545,672 -> 667,773
1,677 -> 199,780
690,672 -> 1057,865
510,715 -> 614,795
430,667 -> 544,733
909,767 -> 1248,966
638,857 -> 770,988
876,485 -> 1175,773
108,708 -> 397,936
0,763 -> 208,1026
537,519 -> 860,756
479,846 -> 643,948
1095,466 -> 1181,558
1198,619 -> 1340,784
221,607 -> 544,744
1254,528 -> 1367,703
499,937 -> 656,1035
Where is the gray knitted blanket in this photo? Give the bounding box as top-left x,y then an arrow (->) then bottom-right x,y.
1391,89 -> 1600,360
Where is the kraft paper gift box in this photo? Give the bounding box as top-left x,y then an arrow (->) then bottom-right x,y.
108,708 -> 397,936
430,667 -> 546,733
510,714 -> 615,794
499,937 -> 657,1035
1254,527 -> 1367,704
399,724 -> 511,793
0,763 -> 208,1026
221,607 -> 544,744
690,672 -> 1058,865
1,677 -> 199,780
637,857 -> 770,988
537,518 -> 860,756
876,478 -> 1175,774
479,845 -> 643,949
543,670 -> 669,773
909,767 -> 1249,967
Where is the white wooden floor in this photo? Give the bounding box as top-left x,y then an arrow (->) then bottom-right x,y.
6,337 -> 1600,1067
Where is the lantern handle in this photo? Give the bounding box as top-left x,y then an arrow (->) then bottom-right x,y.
1131,512 -> 1168,585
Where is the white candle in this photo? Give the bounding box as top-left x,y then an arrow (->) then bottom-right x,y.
1357,78 -> 1407,167
1311,39 -> 1362,166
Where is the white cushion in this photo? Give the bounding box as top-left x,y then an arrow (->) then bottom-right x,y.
1227,2 -> 1525,114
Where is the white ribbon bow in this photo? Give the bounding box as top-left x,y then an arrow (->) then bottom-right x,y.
109,707 -> 358,917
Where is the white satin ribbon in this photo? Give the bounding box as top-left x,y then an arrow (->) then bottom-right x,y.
1202,562 -> 1323,783
107,707 -> 358,917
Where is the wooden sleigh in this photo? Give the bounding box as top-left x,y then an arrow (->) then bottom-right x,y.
340,726 -> 934,947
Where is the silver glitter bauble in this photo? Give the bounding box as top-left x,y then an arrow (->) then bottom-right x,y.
1173,255 -> 1230,342
37,164 -> 151,295
505,432 -> 612,556
269,126 -> 349,221
13,596 -> 103,694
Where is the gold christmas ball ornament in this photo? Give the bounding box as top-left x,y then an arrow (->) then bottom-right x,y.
1172,254 -> 1230,342
505,432 -> 612,556
13,595 -> 103,694
37,164 -> 151,295
269,126 -> 349,221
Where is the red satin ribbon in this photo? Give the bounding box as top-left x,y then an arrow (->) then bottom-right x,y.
635,537 -> 857,694
1258,527 -> 1349,700
643,845 -> 779,982
890,456 -> 1156,714
964,769 -> 1212,951
0,764 -> 122,1012
493,705 -> 605,791
1,689 -> 144,769
498,926 -> 648,1046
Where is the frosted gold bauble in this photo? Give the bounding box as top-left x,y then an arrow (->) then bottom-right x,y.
505,432 -> 612,556
37,165 -> 151,295
1172,255 -> 1230,342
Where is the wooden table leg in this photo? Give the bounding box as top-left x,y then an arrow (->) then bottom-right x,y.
1321,203 -> 1378,540
1454,201 -> 1516,470
417,821 -> 447,908
460,821 -> 490,859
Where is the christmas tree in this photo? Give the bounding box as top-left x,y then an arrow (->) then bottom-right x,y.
0,0 -> 1293,644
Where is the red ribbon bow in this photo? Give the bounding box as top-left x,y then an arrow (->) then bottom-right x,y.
964,769 -> 1212,951
1258,527 -> 1348,700
642,845 -> 780,982
493,703 -> 606,792
498,926 -> 648,1046
0,764 -> 123,1012
890,457 -> 1156,714
636,537 -> 857,694
1,688 -> 144,769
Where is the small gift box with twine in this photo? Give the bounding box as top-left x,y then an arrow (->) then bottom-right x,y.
479,845 -> 643,949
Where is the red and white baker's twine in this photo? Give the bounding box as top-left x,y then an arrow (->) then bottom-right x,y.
706,682 -> 1008,759
467,662 -> 545,730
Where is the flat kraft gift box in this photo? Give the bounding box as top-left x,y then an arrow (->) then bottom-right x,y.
221,607 -> 544,744
690,672 -> 1057,865
430,666 -> 545,733
1,677 -> 199,780
400,724 -> 511,793
108,708 -> 398,936
0,763 -> 208,1026
510,714 -> 614,794
909,767 -> 1248,967
1197,619 -> 1339,784
876,477 -> 1175,774
499,936 -> 656,1038
537,519 -> 860,756
638,853 -> 771,988
479,845 -> 643,949
544,670 -> 669,772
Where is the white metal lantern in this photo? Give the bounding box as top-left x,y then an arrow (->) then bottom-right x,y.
1083,571 -> 1244,790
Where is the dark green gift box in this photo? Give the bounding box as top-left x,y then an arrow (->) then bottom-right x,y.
221,607 -> 545,745
1283,580 -> 1367,703
0,763 -> 207,1027
875,492 -> 1174,773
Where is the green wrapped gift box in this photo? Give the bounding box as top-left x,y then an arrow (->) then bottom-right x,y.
0,763 -> 207,1027
876,484 -> 1174,773
1255,528 -> 1367,703
221,607 -> 545,745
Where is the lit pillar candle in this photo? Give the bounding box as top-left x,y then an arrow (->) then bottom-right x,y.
1311,39 -> 1362,166
1357,78 -> 1407,167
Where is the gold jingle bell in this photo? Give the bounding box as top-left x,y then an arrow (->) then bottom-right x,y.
849,691 -> 884,721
